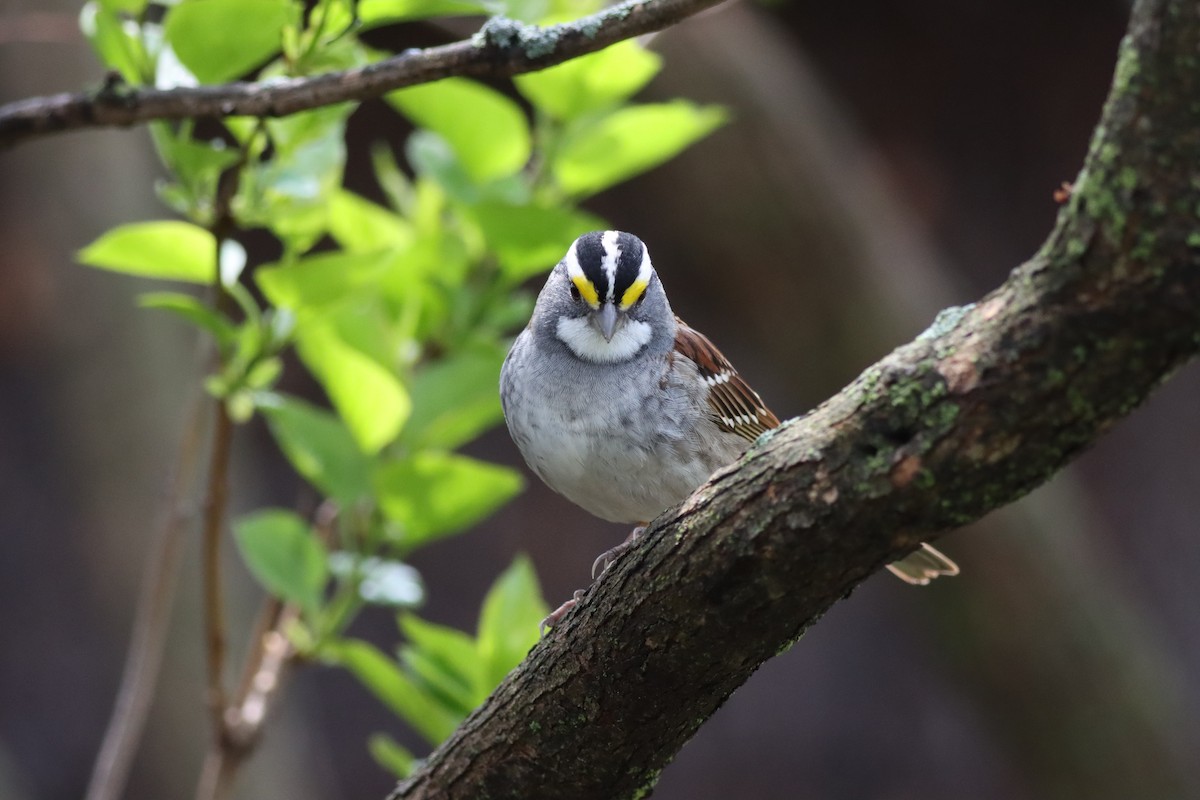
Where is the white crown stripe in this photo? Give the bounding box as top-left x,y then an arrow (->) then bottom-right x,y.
600,230 -> 621,304
565,238 -> 584,282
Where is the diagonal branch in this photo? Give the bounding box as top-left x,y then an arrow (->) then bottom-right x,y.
0,0 -> 726,149
388,1 -> 1200,797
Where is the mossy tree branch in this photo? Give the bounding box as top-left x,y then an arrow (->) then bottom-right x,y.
388,1 -> 1200,798
0,0 -> 726,148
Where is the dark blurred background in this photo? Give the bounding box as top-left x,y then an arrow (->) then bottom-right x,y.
3,1 -> 1200,798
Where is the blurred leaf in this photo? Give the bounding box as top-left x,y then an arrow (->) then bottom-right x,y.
257,250 -> 391,312
297,320 -> 411,453
477,555 -> 546,687
388,78 -> 531,183
98,0 -> 149,12
368,733 -> 416,779
324,638 -> 460,744
514,40 -> 661,120
374,452 -> 523,550
403,344 -> 508,450
399,637 -> 477,715
399,614 -> 481,701
405,131 -> 529,207
241,105 -> 352,252
243,356 -> 282,390
469,202 -> 603,281
370,143 -> 415,215
329,554 -> 425,607
138,291 -> 236,348
164,0 -> 292,84
404,131 -> 477,204
328,189 -> 415,253
501,0 -> 601,22
553,101 -> 728,197
233,509 -> 328,617
80,2 -> 146,82
485,290 -> 535,334
78,221 -> 216,283
294,29 -> 373,74
259,393 -> 373,505
358,0 -> 493,26
147,125 -> 240,217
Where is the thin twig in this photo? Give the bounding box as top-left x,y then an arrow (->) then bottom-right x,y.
195,599 -> 299,800
0,0 -> 727,148
201,399 -> 235,736
83,393 -> 210,800
195,502 -> 338,800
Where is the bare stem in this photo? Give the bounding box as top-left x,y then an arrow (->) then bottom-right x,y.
202,399 -> 235,736
195,599 -> 300,800
194,502 -> 337,800
83,393 -> 209,800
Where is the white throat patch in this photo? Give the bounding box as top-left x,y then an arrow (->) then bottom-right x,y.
556,315 -> 652,363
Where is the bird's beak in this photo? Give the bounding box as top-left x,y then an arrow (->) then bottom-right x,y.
595,303 -> 619,342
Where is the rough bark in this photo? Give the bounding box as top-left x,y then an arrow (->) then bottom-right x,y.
389,1 -> 1200,797
0,0 -> 725,148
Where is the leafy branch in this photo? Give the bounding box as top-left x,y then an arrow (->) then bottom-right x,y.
61,0 -> 732,798
386,0 -> 1200,796
0,0 -> 725,148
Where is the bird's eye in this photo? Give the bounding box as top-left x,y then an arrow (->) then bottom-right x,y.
569,284 -> 581,302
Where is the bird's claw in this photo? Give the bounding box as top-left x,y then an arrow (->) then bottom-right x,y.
539,589 -> 585,636
591,525 -> 647,579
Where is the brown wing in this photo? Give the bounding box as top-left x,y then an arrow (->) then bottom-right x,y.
673,317 -> 780,441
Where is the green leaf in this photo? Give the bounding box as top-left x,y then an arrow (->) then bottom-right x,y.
400,614 -> 480,695
374,452 -> 523,550
138,291 -> 237,348
98,0 -> 149,12
240,105 -> 352,252
469,202 -> 604,281
233,509 -> 328,617
399,614 -> 481,704
367,733 -> 416,779
357,0 -> 493,27
328,189 -> 415,253
387,78 -> 531,183
553,101 -> 728,197
78,221 -> 216,283
80,2 -> 146,82
500,0 -> 601,23
164,0 -> 292,84
324,638 -> 460,744
477,555 -> 547,687
149,125 -> 242,219
403,344 -> 508,450
257,250 -> 391,312
404,132 -> 529,207
259,394 -> 373,505
297,320 -> 411,453
514,40 -> 661,120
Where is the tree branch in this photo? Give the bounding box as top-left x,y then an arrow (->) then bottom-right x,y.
389,1 -> 1200,797
0,0 -> 726,149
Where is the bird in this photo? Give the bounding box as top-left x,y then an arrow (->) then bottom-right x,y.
499,230 -> 957,628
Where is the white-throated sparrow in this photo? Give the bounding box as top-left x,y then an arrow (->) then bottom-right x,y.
500,231 -> 957,626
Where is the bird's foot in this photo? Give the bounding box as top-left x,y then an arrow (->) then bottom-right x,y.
591,525 -> 647,579
540,589 -> 585,636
